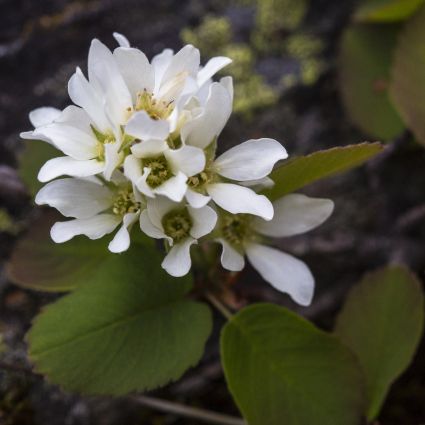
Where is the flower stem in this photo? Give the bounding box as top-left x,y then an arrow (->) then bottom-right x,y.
205,292 -> 233,320
132,395 -> 245,425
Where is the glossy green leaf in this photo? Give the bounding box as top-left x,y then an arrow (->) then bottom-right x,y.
339,25 -> 404,140
18,140 -> 59,196
354,0 -> 425,22
264,142 -> 383,200
221,304 -> 366,425
28,240 -> 211,395
390,4 -> 425,146
335,265 -> 424,420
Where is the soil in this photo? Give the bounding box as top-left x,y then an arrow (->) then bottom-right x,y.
1,0 -> 425,424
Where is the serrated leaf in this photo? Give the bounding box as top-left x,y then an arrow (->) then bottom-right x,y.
354,0 -> 425,22
28,240 -> 211,395
221,304 -> 366,425
339,25 -> 404,140
263,142 -> 383,200
18,140 -> 59,196
335,265 -> 424,420
390,4 -> 425,146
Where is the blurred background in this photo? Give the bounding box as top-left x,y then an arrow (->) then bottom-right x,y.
1,0 -> 425,423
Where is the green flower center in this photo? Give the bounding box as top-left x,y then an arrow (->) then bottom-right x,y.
221,214 -> 253,247
136,90 -> 174,120
143,155 -> 171,188
91,125 -> 116,162
162,209 -> 193,243
187,170 -> 214,191
112,188 -> 140,216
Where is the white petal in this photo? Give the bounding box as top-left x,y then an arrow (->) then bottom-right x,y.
35,178 -> 113,219
207,183 -> 274,220
113,32 -> 130,48
126,111 -> 170,141
51,214 -> 120,242
135,167 -> 155,198
197,56 -> 232,88
220,76 -> 234,104
185,188 -> 211,208
68,68 -> 110,132
246,244 -> 314,306
104,142 -> 123,180
88,39 -> 132,124
139,209 -> 168,240
146,196 -> 176,229
154,172 -> 188,202
124,154 -> 143,183
152,48 -> 174,90
34,123 -> 98,160
165,145 -> 205,176
108,212 -> 139,253
162,237 -> 197,277
217,238 -> 245,272
181,82 -> 232,148
214,138 -> 288,181
131,139 -> 168,158
240,176 -> 275,190
38,157 -> 104,182
254,194 -> 335,238
188,205 -> 217,239
29,107 -> 61,128
114,47 -> 155,102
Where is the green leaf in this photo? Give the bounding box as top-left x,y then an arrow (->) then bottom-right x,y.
263,142 -> 383,200
339,25 -> 404,140
354,0 -> 425,22
390,4 -> 425,146
7,210 -> 123,292
18,140 -> 59,196
335,265 -> 424,420
28,239 -> 211,395
221,304 -> 366,425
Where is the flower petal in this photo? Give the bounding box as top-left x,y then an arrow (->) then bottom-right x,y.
34,122 -> 98,160
146,196 -> 176,229
29,107 -> 61,128
165,145 -> 205,177
181,82 -> 232,148
162,237 -> 197,277
35,178 -> 113,219
135,167 -> 155,198
131,139 -> 168,158
154,171 -> 187,202
113,32 -> 130,48
207,183 -> 273,220
188,205 -> 217,239
68,67 -> 110,132
123,154 -> 143,183
185,188 -> 211,208
152,48 -> 174,89
38,157 -> 104,182
113,47 -> 155,102
214,138 -> 287,181
51,214 -> 120,242
88,39 -> 132,124
246,243 -> 314,306
217,238 -> 245,272
108,212 -> 139,253
126,110 -> 170,141
197,57 -> 232,88
254,194 -> 335,238
139,209 -> 168,240
104,142 -> 124,180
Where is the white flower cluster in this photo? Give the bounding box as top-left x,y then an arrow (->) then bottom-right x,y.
22,33 -> 334,306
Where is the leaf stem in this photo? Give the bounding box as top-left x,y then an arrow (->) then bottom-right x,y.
205,292 -> 233,320
132,395 -> 245,425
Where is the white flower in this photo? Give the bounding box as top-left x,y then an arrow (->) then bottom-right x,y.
186,138 -> 288,220
216,194 -> 335,306
35,174 -> 144,253
139,197 -> 217,277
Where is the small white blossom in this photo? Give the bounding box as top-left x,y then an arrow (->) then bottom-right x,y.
139,197 -> 217,277
35,174 -> 143,253
216,194 -> 334,306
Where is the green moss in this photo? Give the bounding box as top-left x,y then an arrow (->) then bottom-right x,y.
0,209 -> 20,235
180,15 -> 232,57
222,43 -> 255,79
285,33 -> 324,59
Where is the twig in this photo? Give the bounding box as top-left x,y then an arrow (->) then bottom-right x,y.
132,395 -> 245,425
205,292 -> 233,320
